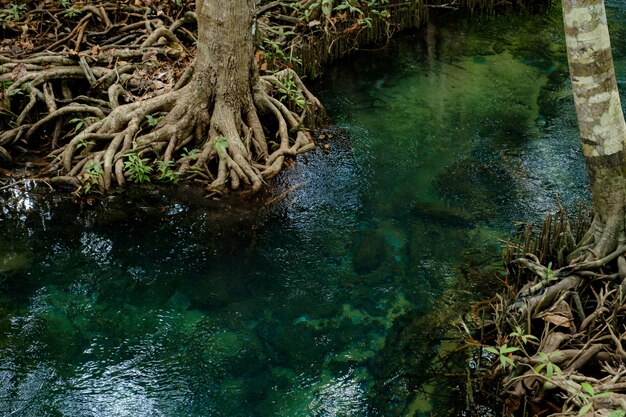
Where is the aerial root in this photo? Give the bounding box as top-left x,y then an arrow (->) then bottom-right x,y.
0,3 -> 329,193
44,69 -> 320,193
474,208 -> 626,416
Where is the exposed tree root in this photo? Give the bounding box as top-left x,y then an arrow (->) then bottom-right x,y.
470,206 -> 626,416
39,67 -> 322,193
0,1 -> 324,193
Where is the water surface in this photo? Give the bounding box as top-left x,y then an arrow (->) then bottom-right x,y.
2,3 -> 625,416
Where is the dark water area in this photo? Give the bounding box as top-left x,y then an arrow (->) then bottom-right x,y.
1,3 -> 625,416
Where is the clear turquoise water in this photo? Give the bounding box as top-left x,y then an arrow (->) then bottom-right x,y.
1,4 -> 625,416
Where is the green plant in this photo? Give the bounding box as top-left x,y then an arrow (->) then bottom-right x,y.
80,160 -> 103,194
546,262 -> 558,282
7,85 -> 26,96
213,137 -> 229,156
357,16 -> 373,28
510,326 -> 538,345
0,3 -> 27,23
534,352 -> 562,379
181,147 -> 200,160
146,114 -> 164,127
334,0 -> 364,15
63,7 -> 81,18
68,117 -> 86,133
123,152 -> 152,183
484,344 -> 520,370
304,0 -> 333,19
156,160 -> 179,183
277,75 -> 305,110
68,116 -> 98,135
607,410 -> 625,417
576,382 -> 613,416
76,137 -> 95,150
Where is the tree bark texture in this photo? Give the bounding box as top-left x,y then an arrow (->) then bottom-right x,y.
39,0 -> 322,193
562,0 -> 626,256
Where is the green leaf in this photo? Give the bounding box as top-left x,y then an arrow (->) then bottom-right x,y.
594,391 -> 613,398
608,410 -> 626,417
522,334 -> 539,342
484,346 -> 499,355
214,137 -> 229,156
501,346 -> 520,354
499,356 -> 508,369
502,356 -> 515,369
578,402 -> 593,416
581,382 -> 594,396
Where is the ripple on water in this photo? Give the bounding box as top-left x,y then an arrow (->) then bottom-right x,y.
2,3 -> 626,416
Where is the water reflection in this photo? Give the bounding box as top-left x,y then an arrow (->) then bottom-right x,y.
2,3 -> 624,416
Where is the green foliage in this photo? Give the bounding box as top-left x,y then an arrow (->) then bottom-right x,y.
509,326 -> 538,345
181,147 -> 200,160
123,152 -> 152,183
68,117 -> 86,132
546,262 -> 558,282
304,0 -> 390,24
68,116 -> 98,135
305,0 -> 333,19
76,137 -> 95,150
608,410 -> 626,417
576,382 -> 613,416
260,35 -> 301,69
7,84 -> 26,96
0,3 -> 27,24
533,352 -> 562,379
156,160 -> 179,183
484,344 -> 520,370
277,75 -> 306,110
213,137 -> 229,156
146,114 -> 164,127
80,160 -> 103,194
63,7 -> 81,18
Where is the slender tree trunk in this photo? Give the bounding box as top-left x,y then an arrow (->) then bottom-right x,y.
562,0 -> 626,257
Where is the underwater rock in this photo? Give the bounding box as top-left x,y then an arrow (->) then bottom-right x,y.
353,230 -> 386,274
0,251 -> 30,273
409,201 -> 474,228
352,221 -> 409,275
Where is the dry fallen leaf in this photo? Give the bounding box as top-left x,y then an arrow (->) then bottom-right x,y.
11,63 -> 27,81
542,314 -> 571,328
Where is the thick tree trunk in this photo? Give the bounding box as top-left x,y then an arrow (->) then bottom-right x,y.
43,0 -> 322,193
191,0 -> 264,190
562,0 -> 626,257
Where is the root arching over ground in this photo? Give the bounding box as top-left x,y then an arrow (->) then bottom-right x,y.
45,64 -> 322,193
0,0 -> 324,194
468,205 -> 626,416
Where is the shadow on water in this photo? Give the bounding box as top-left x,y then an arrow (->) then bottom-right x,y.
2,2 -> 626,416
